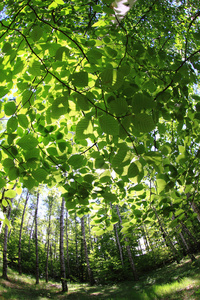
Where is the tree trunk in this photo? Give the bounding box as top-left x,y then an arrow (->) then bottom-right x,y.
35,193 -> 39,284
18,190 -> 29,275
114,223 -> 124,267
8,194 -> 22,239
116,205 -> 138,281
65,210 -> 71,277
153,206 -> 180,264
75,212 -> 80,279
45,198 -> 53,283
60,198 -> 68,292
2,200 -> 13,280
28,216 -> 35,251
172,214 -> 196,262
81,216 -> 94,286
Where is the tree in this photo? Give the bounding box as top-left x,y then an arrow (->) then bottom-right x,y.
35,192 -> 40,284
45,195 -> 53,283
18,190 -> 29,275
81,216 -> 95,286
60,197 -> 68,292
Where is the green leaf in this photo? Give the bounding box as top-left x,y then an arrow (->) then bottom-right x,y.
76,118 -> 93,139
17,135 -> 38,151
51,97 -> 68,119
55,0 -> 65,4
32,168 -> 48,182
132,93 -> 155,113
3,158 -> 14,168
0,178 -> 6,189
29,61 -> 41,76
71,72 -> 88,87
23,176 -> 35,190
99,114 -> 119,136
18,114 -> 29,128
109,98 -> 128,116
74,94 -> 90,111
30,26 -> 43,42
103,192 -> 117,203
7,116 -> 18,133
128,163 -> 139,179
132,113 -> 155,133
7,167 -> 19,180
55,46 -> 70,61
4,101 -> 16,116
47,147 -> 58,156
68,154 -> 84,169
4,190 -> 16,198
2,42 -> 12,54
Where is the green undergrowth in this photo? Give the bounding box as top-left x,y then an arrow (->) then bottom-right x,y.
0,255 -> 200,299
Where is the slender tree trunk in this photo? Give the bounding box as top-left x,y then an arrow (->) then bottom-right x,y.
187,193 -> 200,223
2,200 -> 13,280
28,217 -> 35,251
172,214 -> 195,262
35,193 -> 39,284
9,194 -> 22,239
65,210 -> 71,277
153,207 -> 180,264
74,212 -> 80,279
45,200 -> 52,283
60,198 -> 68,292
114,223 -> 124,267
87,215 -> 93,251
116,205 -> 138,281
18,190 -> 29,275
180,221 -> 200,250
81,216 -> 94,286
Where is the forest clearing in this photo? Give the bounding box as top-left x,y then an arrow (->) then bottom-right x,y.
1,256 -> 200,299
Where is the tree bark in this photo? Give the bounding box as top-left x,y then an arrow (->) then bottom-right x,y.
45,197 -> 53,283
153,206 -> 180,264
81,216 -> 94,286
114,223 -> 124,267
60,198 -> 68,292
35,193 -> 39,284
74,212 -> 80,279
18,190 -> 29,275
116,205 -> 138,281
65,210 -> 71,277
2,200 -> 13,280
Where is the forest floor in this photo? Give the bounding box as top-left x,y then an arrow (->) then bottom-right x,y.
0,255 -> 200,299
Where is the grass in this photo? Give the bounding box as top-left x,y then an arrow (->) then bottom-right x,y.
0,255 -> 200,299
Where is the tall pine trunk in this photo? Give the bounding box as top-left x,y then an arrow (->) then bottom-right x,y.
18,190 -> 29,275
60,198 -> 68,292
35,193 -> 39,284
81,216 -> 94,286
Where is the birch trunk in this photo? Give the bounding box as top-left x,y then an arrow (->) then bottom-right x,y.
35,193 -> 39,284
60,198 -> 68,292
45,199 -> 53,283
18,190 -> 29,275
2,200 -> 13,280
114,223 -> 124,266
81,216 -> 94,286
65,210 -> 70,277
